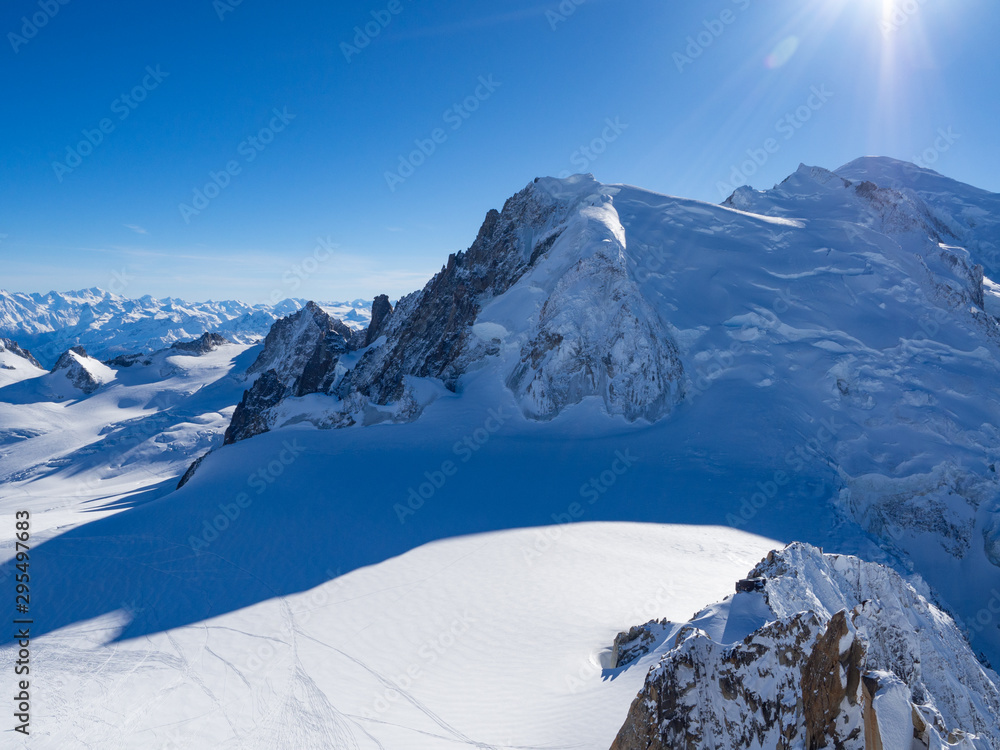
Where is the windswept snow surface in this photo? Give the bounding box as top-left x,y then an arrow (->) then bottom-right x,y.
6,522 -> 778,749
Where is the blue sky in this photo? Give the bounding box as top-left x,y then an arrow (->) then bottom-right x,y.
1,0 -> 996,303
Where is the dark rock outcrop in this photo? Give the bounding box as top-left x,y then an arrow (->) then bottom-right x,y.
52,345 -> 89,370
337,184 -> 572,406
169,332 -> 232,355
176,452 -> 210,489
223,303 -> 358,444
245,301 -> 354,396
0,338 -> 42,369
611,610 -> 850,750
223,180 -> 583,444
224,370 -> 289,445
363,294 -> 393,347
610,618 -> 670,668
52,346 -> 109,394
105,353 -> 152,368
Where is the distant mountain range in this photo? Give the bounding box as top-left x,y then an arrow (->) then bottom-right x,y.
0,287 -> 372,367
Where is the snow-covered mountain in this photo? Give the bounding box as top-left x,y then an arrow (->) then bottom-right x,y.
612,543 -> 1000,749
2,156 -> 1000,748
221,175 -> 690,444
48,346 -> 116,395
0,337 -> 44,386
198,159 -> 1000,669
0,287 -> 371,367
0,335 -> 261,528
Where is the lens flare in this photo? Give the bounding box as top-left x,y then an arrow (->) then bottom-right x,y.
764,36 -> 800,69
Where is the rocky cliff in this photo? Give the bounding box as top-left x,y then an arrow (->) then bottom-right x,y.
223,175 -> 686,443
0,337 -> 42,369
611,543 -> 1000,750
50,346 -> 115,394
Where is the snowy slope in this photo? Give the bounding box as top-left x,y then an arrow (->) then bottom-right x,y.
0,339 -> 260,541
0,288 -> 371,367
836,156 -> 1000,279
2,158 -> 1000,748
0,338 -> 44,386
8,523 -> 779,749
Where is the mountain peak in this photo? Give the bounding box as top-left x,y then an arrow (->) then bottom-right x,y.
50,345 -> 115,394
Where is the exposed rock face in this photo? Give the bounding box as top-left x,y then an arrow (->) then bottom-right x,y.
364,294 -> 392,347
336,182 -> 576,407
801,610 -> 866,748
169,332 -> 232,355
0,338 -> 42,369
611,619 -> 670,669
222,177 -> 686,445
51,346 -> 112,394
225,370 -> 290,445
245,301 -> 356,394
105,352 -> 152,368
176,452 -> 209,489
610,543 -> 1000,750
224,302 -> 358,444
611,611 -> 863,750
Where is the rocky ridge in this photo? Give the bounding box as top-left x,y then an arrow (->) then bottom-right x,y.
222,175 -> 687,443
610,543 -> 1000,750
0,337 -> 42,369
50,346 -> 115,394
